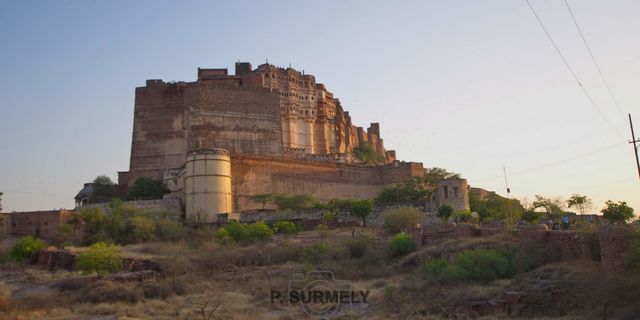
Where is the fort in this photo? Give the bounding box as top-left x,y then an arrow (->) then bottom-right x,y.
113,61 -> 470,222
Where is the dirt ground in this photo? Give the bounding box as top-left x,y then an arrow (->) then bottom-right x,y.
0,229 -> 638,320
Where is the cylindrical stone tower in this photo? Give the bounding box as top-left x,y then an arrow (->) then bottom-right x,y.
184,149 -> 232,224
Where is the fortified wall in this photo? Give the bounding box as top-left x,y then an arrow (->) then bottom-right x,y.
122,62 -> 395,186
115,61 -> 471,223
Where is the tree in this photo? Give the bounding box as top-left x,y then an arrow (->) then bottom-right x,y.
566,194 -> 593,215
10,236 -> 46,261
351,200 -> 373,227
75,242 -> 122,277
437,204 -> 454,223
375,168 -> 460,205
352,142 -> 384,164
601,200 -> 634,224
272,194 -> 316,211
91,175 -> 115,203
384,206 -> 421,233
532,195 -> 565,220
521,210 -> 542,224
424,167 -> 460,187
127,177 -> 169,200
248,193 -> 275,209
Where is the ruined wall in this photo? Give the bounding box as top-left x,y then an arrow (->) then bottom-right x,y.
231,156 -> 424,212
2,210 -> 82,241
433,179 -> 471,210
599,224 -> 633,273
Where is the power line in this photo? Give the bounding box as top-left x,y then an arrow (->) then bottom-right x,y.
471,142 -> 625,182
563,0 -> 626,119
525,0 -> 625,139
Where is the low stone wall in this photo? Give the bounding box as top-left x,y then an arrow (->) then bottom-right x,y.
29,249 -> 163,273
77,198 -> 182,217
238,202 -> 439,226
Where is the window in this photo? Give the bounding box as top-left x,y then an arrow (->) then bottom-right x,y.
453,187 -> 459,198
443,186 -> 449,199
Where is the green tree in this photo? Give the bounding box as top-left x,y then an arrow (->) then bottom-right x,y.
384,206 -> 421,233
91,175 -> 115,203
601,200 -> 634,224
75,242 -> 122,277
248,193 -> 275,209
272,194 -> 316,211
127,177 -> 169,200
532,195 -> 565,220
566,194 -> 593,215
351,200 -> 373,227
10,236 -> 46,261
437,204 -> 454,223
352,142 -> 384,164
521,210 -> 542,224
375,168 -> 460,205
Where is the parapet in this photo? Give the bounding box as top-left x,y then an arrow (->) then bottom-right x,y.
198,68 -> 229,81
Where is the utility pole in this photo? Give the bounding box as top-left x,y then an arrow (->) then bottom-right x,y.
629,114 -> 640,179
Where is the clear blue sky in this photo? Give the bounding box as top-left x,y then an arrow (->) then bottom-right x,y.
1,0 -> 638,214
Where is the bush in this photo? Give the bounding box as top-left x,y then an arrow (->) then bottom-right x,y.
626,236 -> 640,272
453,209 -> 473,222
10,236 -> 46,261
215,221 -> 273,244
423,248 -> 513,283
384,206 -> 421,233
422,258 -> 454,282
455,248 -> 512,282
247,221 -> 274,242
75,242 -> 122,277
521,210 -> 542,224
388,232 -> 416,258
303,243 -> 329,264
273,221 -> 299,238
346,236 -> 370,258
155,219 -> 186,242
125,216 -> 156,243
437,204 -> 454,222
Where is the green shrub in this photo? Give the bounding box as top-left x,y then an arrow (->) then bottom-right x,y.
125,216 -> 156,243
247,221 -> 274,242
273,221 -> 299,238
437,204 -> 454,222
155,219 -> 186,242
213,228 -> 232,244
388,232 -> 417,258
346,236 -> 370,258
224,221 -> 249,242
75,242 -> 122,277
453,209 -> 473,222
384,207 -> 421,233
303,243 -> 329,264
10,236 -> 46,261
455,248 -> 512,282
422,258 -> 453,282
423,248 -> 513,283
215,221 -> 273,244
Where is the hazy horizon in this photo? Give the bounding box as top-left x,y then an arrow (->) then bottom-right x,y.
1,0 -> 638,215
